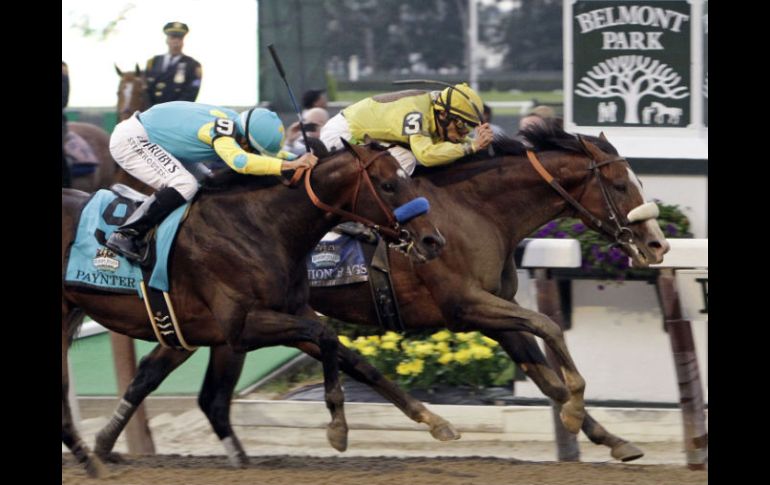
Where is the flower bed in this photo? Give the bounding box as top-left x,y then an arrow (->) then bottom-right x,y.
338,330 -> 514,392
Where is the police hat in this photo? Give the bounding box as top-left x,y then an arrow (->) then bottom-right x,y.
163,22 -> 189,37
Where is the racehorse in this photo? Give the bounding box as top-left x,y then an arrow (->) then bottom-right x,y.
112,64 -> 152,191
62,141 -> 448,477
66,121 -> 116,192
92,120 -> 670,465
115,64 -> 149,122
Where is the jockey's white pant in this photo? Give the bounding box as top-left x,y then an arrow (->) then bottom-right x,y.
109,114 -> 198,201
320,113 -> 418,175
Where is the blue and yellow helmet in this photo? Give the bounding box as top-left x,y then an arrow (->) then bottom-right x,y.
237,108 -> 286,157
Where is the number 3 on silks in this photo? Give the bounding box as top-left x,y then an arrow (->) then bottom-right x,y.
402,112 -> 423,135
214,118 -> 235,137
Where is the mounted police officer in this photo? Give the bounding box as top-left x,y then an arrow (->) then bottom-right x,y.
145,22 -> 202,107
320,83 -> 493,175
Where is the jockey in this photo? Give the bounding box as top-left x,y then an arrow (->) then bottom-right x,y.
105,101 -> 317,262
320,83 -> 494,175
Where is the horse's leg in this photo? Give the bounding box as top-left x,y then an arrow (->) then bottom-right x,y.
294,306 -> 459,441
298,341 -> 461,441
425,283 -> 587,433
484,329 -> 644,462
62,310 -> 107,478
197,345 -> 249,467
234,309 -> 347,451
94,345 -> 196,461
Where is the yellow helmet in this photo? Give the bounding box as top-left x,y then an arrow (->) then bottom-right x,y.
433,83 -> 483,126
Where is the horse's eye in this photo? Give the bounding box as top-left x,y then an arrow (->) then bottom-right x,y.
613,182 -> 628,193
381,181 -> 396,193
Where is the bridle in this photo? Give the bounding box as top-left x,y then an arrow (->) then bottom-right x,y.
525,136 -> 656,248
294,148 -> 414,248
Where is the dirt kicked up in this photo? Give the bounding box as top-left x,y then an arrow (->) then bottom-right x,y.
62,454 -> 707,485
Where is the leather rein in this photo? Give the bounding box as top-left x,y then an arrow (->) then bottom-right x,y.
289,150 -> 406,242
525,144 -> 635,246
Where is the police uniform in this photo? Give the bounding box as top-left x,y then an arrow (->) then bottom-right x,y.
145,22 -> 202,107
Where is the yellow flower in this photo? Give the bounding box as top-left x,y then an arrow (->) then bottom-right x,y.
455,332 -> 476,342
412,342 -> 435,358
437,352 -> 454,365
480,336 -> 499,347
338,335 -> 352,348
396,359 -> 425,376
381,341 -> 397,351
382,331 -> 402,343
469,344 -> 493,360
360,345 -> 378,357
434,341 -> 450,354
454,348 -> 472,364
430,330 -> 452,342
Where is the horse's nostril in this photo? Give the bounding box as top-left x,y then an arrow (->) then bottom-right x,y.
649,241 -> 662,249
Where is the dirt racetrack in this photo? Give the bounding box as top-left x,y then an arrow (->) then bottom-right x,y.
62,454 -> 707,485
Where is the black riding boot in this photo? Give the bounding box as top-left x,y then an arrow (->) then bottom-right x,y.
105,187 -> 187,262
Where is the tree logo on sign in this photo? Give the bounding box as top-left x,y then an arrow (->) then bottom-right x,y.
575,55 -> 689,124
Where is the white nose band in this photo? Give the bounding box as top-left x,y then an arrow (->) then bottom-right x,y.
627,201 -> 659,222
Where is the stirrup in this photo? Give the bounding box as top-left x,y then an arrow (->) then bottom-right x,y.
105,232 -> 145,262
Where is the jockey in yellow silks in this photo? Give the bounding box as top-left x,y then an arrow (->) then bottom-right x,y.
320,83 -> 494,175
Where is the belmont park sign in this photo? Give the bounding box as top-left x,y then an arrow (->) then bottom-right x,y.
567,0 -> 707,128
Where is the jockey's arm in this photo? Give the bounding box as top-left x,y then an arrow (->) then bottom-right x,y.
212,136 -> 293,175
408,133 -> 476,167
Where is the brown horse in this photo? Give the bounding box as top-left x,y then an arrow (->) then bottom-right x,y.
115,64 -> 149,122
66,121 -> 117,192
62,141 -> 449,477
93,122 -> 670,464
112,64 -> 152,191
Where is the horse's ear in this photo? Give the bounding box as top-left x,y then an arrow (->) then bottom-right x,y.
135,63 -> 142,76
115,64 -> 123,77
340,137 -> 363,158
576,134 -> 603,158
363,134 -> 374,144
598,131 -> 609,142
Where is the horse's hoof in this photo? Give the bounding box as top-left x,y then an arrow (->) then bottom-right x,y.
559,401 -> 585,434
85,455 -> 109,478
430,419 -> 461,441
611,441 -> 645,462
327,421 -> 349,452
227,452 -> 250,468
96,450 -> 126,464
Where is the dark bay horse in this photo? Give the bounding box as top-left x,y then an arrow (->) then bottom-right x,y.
93,122 -> 670,464
66,121 -> 117,192
62,141 -> 448,477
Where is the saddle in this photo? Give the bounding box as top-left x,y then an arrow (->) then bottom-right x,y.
334,223 -> 405,332
64,185 -> 194,350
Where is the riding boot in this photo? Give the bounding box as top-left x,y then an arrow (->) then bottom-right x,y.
105,187 -> 187,262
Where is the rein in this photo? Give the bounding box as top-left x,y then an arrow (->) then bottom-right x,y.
300,150 -> 404,241
526,148 -> 635,245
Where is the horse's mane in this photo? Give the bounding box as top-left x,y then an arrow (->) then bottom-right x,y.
520,118 -> 619,155
412,118 -> 619,184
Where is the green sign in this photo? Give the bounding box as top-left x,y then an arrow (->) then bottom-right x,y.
572,1 -> 691,127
